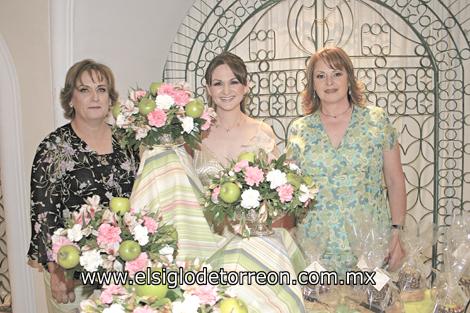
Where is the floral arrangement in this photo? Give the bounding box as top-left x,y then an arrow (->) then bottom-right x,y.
203,150 -> 318,237
80,259 -> 248,313
112,82 -> 216,150
51,195 -> 177,276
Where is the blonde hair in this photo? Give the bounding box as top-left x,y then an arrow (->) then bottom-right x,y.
302,47 -> 365,115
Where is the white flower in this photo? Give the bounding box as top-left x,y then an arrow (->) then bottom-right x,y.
298,184 -> 312,203
180,116 -> 195,133
102,303 -> 125,313
80,249 -> 103,272
228,170 -> 235,177
133,224 -> 149,246
122,99 -> 138,114
159,245 -> 174,263
172,294 -> 201,313
156,94 -> 174,110
298,184 -> 319,203
86,195 -> 101,208
67,224 -> 83,242
240,188 -> 261,209
134,125 -> 150,140
115,114 -> 130,128
289,163 -> 301,173
159,245 -> 174,256
266,169 -> 287,189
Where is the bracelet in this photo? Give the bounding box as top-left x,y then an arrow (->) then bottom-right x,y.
391,224 -> 404,230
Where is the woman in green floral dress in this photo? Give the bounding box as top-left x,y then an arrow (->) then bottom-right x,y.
287,47 -> 406,275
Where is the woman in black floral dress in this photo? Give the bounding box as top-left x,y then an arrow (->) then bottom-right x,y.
27,59 -> 138,312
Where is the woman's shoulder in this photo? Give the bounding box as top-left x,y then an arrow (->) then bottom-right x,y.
249,117 -> 275,137
359,105 -> 389,124
37,123 -> 73,148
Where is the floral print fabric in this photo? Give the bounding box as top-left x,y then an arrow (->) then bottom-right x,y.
27,123 -> 138,268
287,105 -> 398,274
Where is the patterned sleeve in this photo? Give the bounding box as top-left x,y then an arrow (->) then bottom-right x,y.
382,110 -> 398,151
27,137 -> 63,268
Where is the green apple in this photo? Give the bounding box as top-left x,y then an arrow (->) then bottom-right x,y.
135,268 -> 168,299
219,182 -> 241,204
57,245 -> 80,269
138,98 -> 156,115
303,176 -> 313,186
237,151 -> 256,163
111,102 -> 121,119
110,197 -> 130,215
149,82 -> 162,96
219,298 -> 248,313
118,240 -> 141,261
286,172 -> 301,189
184,98 -> 205,118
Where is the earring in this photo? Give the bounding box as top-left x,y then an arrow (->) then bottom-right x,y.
313,91 -> 317,101
348,87 -> 352,98
69,102 -> 73,108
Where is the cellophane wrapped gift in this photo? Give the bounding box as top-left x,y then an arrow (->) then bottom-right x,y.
397,225 -> 435,302
347,215 -> 404,313
432,214 -> 470,313
296,225 -> 332,305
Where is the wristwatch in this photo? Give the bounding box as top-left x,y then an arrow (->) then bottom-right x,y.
391,224 -> 404,230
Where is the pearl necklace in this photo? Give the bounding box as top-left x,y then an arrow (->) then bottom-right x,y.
320,105 -> 352,118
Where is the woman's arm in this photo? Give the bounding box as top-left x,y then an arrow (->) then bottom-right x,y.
383,143 -> 407,271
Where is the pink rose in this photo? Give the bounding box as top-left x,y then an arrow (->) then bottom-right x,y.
148,109 -> 167,128
51,236 -> 74,262
157,83 -> 175,96
172,90 -> 190,107
184,284 -> 219,305
233,160 -> 249,172
130,89 -> 147,102
133,306 -> 157,313
277,184 -> 294,203
244,166 -> 264,186
97,224 -> 122,248
143,216 -> 158,234
211,186 -> 220,203
125,253 -> 149,276
200,110 -> 212,131
99,284 -> 125,304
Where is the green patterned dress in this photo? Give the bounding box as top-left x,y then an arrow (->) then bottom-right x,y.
287,105 -> 398,274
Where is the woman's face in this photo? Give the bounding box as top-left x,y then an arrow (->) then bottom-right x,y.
313,59 -> 349,106
206,64 -> 249,112
71,71 -> 110,123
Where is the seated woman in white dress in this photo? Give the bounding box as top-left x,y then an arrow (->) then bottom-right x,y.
130,52 -> 306,312
192,51 -> 305,312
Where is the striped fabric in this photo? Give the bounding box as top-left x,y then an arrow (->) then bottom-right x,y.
130,146 -> 306,313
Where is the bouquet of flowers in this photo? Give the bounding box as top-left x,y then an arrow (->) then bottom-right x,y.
51,195 -> 178,277
203,150 -> 318,237
112,82 -> 216,151
79,259 -> 248,313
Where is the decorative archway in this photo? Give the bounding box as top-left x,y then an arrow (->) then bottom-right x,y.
164,0 -> 470,278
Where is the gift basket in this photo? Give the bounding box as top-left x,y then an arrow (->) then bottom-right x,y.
432,213 -> 470,313
296,224 -> 332,307
346,214 -> 404,313
396,224 -> 436,303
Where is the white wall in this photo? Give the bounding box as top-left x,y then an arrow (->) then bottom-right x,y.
0,0 -> 194,311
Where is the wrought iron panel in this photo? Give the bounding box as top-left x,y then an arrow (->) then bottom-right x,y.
164,0 -> 470,281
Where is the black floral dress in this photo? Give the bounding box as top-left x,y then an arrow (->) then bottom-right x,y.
27,123 -> 138,268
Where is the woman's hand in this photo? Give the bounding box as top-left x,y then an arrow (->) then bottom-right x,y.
48,262 -> 76,304
387,231 -> 406,271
